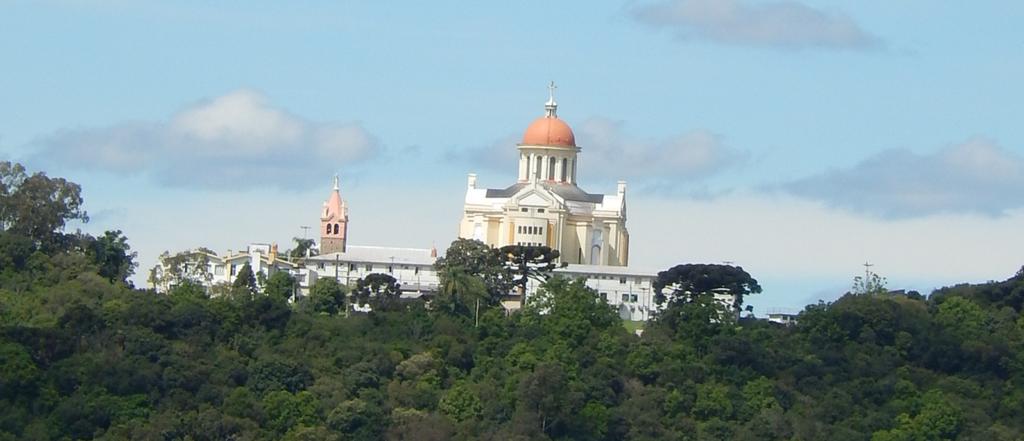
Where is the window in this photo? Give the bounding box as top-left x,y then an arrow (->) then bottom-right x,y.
521,207 -> 529,212
600,292 -> 608,300
387,266 -> 393,273
365,264 -> 372,271
534,156 -> 541,179
349,263 -> 356,271
325,224 -> 331,234
561,158 -> 567,181
621,293 -> 629,302
333,224 -> 339,235
619,277 -> 627,284
414,266 -> 419,275
537,209 -> 544,213
214,265 -> 224,276
548,157 -> 556,180
317,262 -> 325,270
631,294 -> 639,302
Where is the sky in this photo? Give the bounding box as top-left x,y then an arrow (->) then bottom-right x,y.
3,0 -> 1024,312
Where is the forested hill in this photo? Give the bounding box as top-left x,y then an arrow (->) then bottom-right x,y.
2,162 -> 1024,440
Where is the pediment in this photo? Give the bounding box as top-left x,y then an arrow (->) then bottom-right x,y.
518,192 -> 552,207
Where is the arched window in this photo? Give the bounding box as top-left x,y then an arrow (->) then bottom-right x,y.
561,158 -> 568,182
326,224 -> 331,234
533,156 -> 541,179
548,157 -> 556,180
571,159 -> 576,182
333,224 -> 339,235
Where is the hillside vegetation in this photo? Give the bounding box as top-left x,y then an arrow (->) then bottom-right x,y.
2,162 -> 1023,440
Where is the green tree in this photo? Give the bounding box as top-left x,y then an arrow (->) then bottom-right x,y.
871,391 -> 963,441
436,266 -> 487,326
353,273 -> 401,311
288,237 -> 317,260
524,277 -> 620,343
438,384 -> 483,423
0,161 -> 88,249
81,230 -> 138,285
262,390 -> 320,435
852,271 -> 888,295
653,263 -> 762,311
233,263 -> 258,295
434,238 -> 511,304
148,248 -> 215,291
498,244 -> 561,307
307,277 -> 345,315
265,271 -> 298,301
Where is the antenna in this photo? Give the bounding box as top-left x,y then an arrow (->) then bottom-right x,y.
300,226 -> 311,239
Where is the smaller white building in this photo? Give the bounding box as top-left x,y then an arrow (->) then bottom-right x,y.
551,264 -> 660,321
149,243 -> 303,295
303,245 -> 440,297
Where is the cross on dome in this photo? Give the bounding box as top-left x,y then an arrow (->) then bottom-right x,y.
544,81 -> 558,117
332,174 -> 339,191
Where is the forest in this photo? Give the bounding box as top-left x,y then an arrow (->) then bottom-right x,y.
2,160 -> 1023,441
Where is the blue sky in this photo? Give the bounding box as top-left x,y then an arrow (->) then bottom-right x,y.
3,0 -> 1024,312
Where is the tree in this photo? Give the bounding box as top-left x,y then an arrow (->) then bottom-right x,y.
265,271 -> 298,301
353,273 -> 401,311
434,238 -> 511,304
81,230 -> 138,285
524,277 -> 619,343
148,249 -> 215,291
0,161 -> 88,249
652,264 -> 761,345
288,237 -> 317,260
307,277 -> 345,315
498,245 -> 561,307
852,272 -> 888,296
654,263 -> 762,312
233,263 -> 258,295
436,266 -> 487,327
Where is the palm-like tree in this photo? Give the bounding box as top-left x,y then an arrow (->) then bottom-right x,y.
439,267 -> 488,327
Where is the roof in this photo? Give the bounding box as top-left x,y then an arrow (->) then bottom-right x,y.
483,182 -> 604,204
547,184 -> 604,203
521,115 -> 576,147
485,183 -> 527,198
555,264 -> 659,278
309,245 -> 436,266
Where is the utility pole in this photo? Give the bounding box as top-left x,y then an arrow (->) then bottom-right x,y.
299,226 -> 311,239
863,262 -> 874,280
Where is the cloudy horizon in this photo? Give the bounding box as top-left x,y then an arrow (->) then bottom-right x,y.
4,0 -> 1022,313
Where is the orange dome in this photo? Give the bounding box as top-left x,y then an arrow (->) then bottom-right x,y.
521,116 -> 576,148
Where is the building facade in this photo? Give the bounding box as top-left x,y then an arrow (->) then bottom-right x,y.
149,243 -> 303,295
459,84 -> 629,266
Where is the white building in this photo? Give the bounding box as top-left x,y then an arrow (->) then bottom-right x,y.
459,83 -> 629,266
149,243 -> 304,295
303,245 -> 440,298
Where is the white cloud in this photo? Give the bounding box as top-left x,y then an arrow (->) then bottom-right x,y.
626,192 -> 1024,307
461,117 -> 743,187
781,137 -> 1024,217
576,117 -> 742,184
32,90 -> 381,189
632,0 -> 879,50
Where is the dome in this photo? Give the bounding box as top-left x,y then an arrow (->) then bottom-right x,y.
521,116 -> 576,148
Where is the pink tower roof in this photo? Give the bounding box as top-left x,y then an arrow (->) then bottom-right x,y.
323,176 -> 346,220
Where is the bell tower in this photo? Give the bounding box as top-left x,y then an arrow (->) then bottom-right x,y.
320,175 -> 348,254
